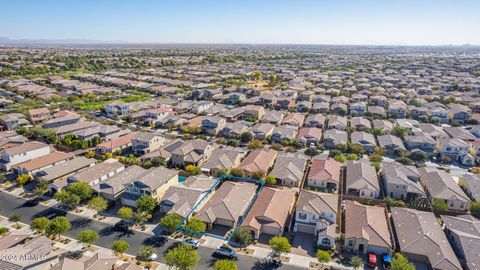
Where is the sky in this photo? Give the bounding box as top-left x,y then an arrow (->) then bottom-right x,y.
1,0 -> 479,45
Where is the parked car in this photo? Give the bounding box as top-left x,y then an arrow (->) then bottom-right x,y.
368,252 -> 377,268
182,238 -> 200,249
213,245 -> 237,259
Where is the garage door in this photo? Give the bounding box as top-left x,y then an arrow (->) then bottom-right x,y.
261,226 -> 281,236
296,223 -> 316,234
215,218 -> 234,228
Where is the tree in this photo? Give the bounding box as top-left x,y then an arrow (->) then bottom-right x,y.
47,216 -> 71,238
410,151 -> 427,162
9,214 -> 21,226
346,153 -> 358,160
317,250 -> 331,266
391,253 -> 415,270
373,127 -> 384,136
395,156 -> 413,165
88,196 -> 108,216
216,168 -> 229,177
264,175 -> 277,185
269,236 -> 291,256
230,168 -> 247,178
15,174 -> 31,186
136,195 -> 157,214
369,154 -> 383,163
117,206 -> 133,221
137,245 -> 156,261
34,179 -> 49,197
433,199 -> 449,212
349,256 -> 364,270
165,244 -> 200,270
160,213 -> 183,233
54,190 -> 81,209
77,229 -> 98,247
233,227 -> 253,246
86,151 -> 95,158
112,240 -> 129,255
185,218 -> 206,234
68,181 -> 94,202
247,139 -> 262,150
305,147 -> 319,157
333,154 -> 346,163
132,211 -> 151,225
214,259 -> 238,270
31,217 -> 50,234
185,165 -> 202,175
348,144 -> 365,155
471,202 -> 480,218
391,126 -> 408,139
240,132 -> 253,143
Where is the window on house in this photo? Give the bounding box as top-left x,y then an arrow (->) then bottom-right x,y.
349,240 -> 353,247
322,238 -> 331,246
298,213 -> 307,220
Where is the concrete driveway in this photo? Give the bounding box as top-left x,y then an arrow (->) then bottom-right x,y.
290,232 -> 316,257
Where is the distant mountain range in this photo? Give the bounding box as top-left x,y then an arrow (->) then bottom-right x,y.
0,37 -> 127,45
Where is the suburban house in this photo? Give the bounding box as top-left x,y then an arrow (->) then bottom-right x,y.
93,165 -> 145,202
304,114 -> 326,128
12,151 -> 74,175
160,174 -> 217,217
281,112 -> 305,126
104,102 -> 131,118
381,163 -> 425,202
323,129 -> 348,148
261,110 -> 285,125
271,125 -> 298,143
0,113 -> 31,130
191,100 -> 213,114
270,153 -> 308,187
442,215 -> 480,270
0,236 -> 62,270
96,131 -> 137,154
327,115 -> 348,130
195,181 -> 257,229
439,138 -> 474,166
419,167 -> 471,211
344,201 -> 392,255
404,133 -> 437,157
42,157 -> 96,188
67,158 -> 125,187
121,166 -> 179,208
170,139 -> 215,167
251,123 -> 275,140
307,158 -> 341,192
391,207 -> 462,270
345,160 -> 380,198
296,127 -> 322,146
132,132 -> 168,155
377,135 -> 406,155
240,186 -> 296,239
243,105 -> 265,121
27,108 -> 51,124
293,191 -> 338,248
0,141 -> 51,171
201,147 -> 246,174
202,116 -> 226,135
350,131 -> 377,153
459,174 -> 480,202
238,149 -> 278,177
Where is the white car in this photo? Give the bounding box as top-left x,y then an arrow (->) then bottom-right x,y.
182,238 -> 200,249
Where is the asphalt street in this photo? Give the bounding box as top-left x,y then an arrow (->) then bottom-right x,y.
0,191 -> 306,270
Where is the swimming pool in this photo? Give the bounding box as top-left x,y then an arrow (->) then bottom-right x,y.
179,176 -> 187,182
